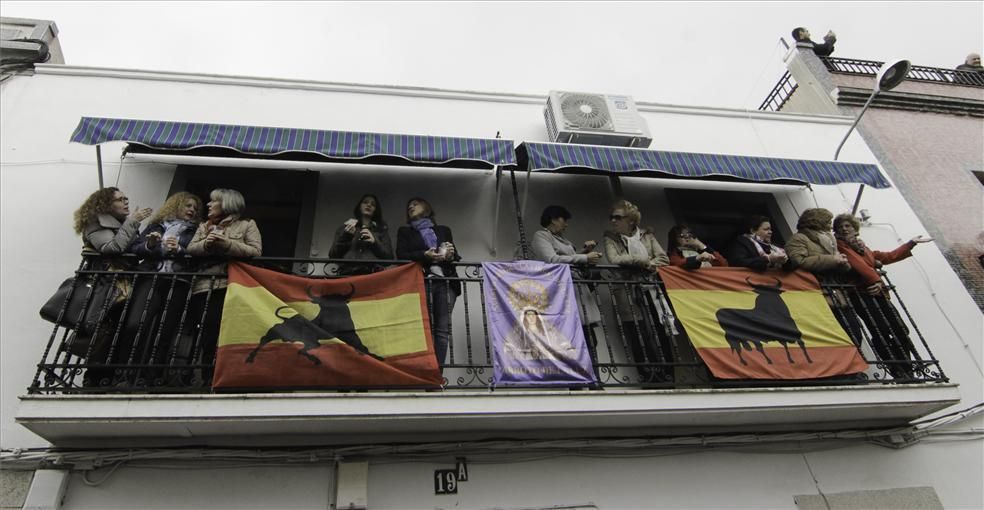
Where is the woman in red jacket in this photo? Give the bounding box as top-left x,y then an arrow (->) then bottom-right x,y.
833,213 -> 932,379
666,225 -> 728,269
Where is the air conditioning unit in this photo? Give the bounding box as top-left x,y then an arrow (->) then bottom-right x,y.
544,90 -> 652,148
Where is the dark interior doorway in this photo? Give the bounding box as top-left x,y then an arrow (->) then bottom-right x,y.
169,165 -> 318,258
665,188 -> 789,253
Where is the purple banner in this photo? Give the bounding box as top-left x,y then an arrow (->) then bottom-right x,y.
482,261 -> 597,386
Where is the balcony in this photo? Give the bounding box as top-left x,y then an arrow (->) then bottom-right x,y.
17,256 -> 960,448
759,56 -> 984,112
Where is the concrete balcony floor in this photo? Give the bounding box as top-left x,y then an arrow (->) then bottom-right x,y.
17,383 -> 961,448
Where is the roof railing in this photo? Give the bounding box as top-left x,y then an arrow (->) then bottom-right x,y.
758,57 -> 984,112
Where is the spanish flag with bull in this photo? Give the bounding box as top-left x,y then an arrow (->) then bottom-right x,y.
213,262 -> 443,389
659,266 -> 868,379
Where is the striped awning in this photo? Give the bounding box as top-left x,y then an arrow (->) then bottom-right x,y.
70,117 -> 516,168
517,142 -> 890,188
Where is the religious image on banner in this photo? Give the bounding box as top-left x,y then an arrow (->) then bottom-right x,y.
659,266 -> 868,380
213,262 -> 443,389
482,261 -> 597,386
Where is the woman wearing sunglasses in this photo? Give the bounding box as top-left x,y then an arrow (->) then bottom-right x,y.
602,199 -> 672,384
666,224 -> 728,269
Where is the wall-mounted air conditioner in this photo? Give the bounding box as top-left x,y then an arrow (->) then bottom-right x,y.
544,90 -> 652,148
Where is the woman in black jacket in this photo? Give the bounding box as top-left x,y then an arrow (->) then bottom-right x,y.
328,194 -> 393,275
727,215 -> 790,271
396,197 -> 460,368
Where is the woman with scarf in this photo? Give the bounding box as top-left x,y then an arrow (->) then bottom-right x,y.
727,215 -> 790,270
833,213 -> 931,379
185,188 -> 262,385
329,194 -> 393,275
602,199 -> 673,383
126,191 -> 203,385
72,187 -> 153,387
667,224 -> 728,269
784,208 -> 863,343
396,197 -> 460,368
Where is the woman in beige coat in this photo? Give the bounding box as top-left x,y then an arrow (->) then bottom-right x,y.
784,208 -> 862,342
182,188 -> 262,385
602,199 -> 672,383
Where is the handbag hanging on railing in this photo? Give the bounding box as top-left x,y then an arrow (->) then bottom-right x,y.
39,273 -> 127,336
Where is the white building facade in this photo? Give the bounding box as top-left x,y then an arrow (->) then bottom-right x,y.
1,59 -> 982,510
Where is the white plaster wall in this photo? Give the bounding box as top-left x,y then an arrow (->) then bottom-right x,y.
364,442 -> 983,510
47,442 -> 982,510
59,465 -> 333,509
1,68 -> 981,508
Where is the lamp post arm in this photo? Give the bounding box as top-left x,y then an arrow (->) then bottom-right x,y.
834,90 -> 879,161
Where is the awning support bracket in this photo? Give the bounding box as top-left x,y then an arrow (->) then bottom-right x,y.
95,145 -> 104,189
490,165 -> 501,256
509,167 -> 531,260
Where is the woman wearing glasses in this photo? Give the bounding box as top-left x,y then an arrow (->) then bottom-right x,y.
72,187 -> 153,387
666,225 -> 728,269
602,199 -> 672,384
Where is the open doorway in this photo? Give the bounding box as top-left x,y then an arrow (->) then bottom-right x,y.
664,188 -> 789,251
168,165 -> 318,258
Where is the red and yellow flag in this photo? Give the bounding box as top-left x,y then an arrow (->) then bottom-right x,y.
213,262 -> 442,389
659,267 -> 868,380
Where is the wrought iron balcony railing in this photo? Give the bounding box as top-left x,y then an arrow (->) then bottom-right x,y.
30,255 -> 946,394
759,57 -> 984,112
822,57 -> 984,87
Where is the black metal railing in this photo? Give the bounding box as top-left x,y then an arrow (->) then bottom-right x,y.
29,255 -> 947,394
758,71 -> 798,112
822,57 -> 984,87
759,57 -> 983,112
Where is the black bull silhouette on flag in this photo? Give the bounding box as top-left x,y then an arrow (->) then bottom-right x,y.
245,283 -> 385,365
715,276 -> 813,365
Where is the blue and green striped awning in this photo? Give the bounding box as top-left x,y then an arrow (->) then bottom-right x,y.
70,117 -> 516,168
517,142 -> 890,188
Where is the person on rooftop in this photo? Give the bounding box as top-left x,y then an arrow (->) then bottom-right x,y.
791,27 -> 836,57
953,53 -> 983,85
956,53 -> 983,72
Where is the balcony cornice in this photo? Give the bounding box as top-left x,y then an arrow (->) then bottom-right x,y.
17,383 -> 960,448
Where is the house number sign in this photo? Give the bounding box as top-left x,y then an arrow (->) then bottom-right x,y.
434,458 -> 468,495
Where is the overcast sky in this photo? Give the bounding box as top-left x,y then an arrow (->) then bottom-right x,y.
3,1 -> 982,109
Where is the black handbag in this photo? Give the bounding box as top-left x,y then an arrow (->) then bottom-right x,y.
39,274 -> 124,336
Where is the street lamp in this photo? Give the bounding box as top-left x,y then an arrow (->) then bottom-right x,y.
833,58 -> 911,214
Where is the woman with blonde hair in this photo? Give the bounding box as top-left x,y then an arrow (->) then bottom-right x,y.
125,191 -> 204,385
602,199 -> 673,383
